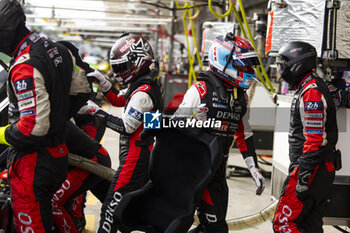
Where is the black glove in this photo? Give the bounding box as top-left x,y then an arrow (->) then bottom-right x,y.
296,170 -> 312,201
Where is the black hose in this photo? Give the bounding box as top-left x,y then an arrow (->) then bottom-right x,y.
333,226 -> 350,233
257,155 -> 272,166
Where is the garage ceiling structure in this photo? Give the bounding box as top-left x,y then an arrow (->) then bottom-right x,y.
22,0 -> 215,48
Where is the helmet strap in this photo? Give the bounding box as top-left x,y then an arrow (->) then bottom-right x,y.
223,46 -> 235,73
223,33 -> 236,72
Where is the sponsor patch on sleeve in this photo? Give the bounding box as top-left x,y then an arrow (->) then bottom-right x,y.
304,101 -> 323,111
14,78 -> 34,93
18,97 -> 35,111
17,90 -> 34,100
213,103 -> 229,109
304,113 -> 323,119
305,120 -> 323,128
127,107 -> 143,121
20,109 -> 35,117
305,129 -> 323,134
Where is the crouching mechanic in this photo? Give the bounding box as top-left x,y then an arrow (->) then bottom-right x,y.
50,41 -> 111,233
78,33 -> 163,233
0,1 -> 110,232
174,33 -> 265,233
273,42 -> 339,233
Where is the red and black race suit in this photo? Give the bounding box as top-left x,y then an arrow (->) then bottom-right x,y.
6,32 -> 107,233
273,73 -> 338,233
52,121 -> 111,233
176,71 -> 257,233
6,32 -> 73,233
97,76 -> 162,233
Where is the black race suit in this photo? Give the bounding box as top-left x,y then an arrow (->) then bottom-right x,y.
5,31 -> 110,233
175,71 -> 258,233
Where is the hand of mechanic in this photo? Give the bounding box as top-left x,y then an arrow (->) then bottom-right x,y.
78,100 -> 101,115
296,169 -> 312,201
245,156 -> 265,195
87,69 -> 112,92
191,104 -> 209,122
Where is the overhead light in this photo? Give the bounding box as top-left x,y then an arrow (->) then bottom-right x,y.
26,14 -> 172,25
23,4 -> 171,18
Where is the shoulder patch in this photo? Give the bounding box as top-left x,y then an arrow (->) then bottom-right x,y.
304,101 -> 323,111
14,78 -> 34,93
127,107 -> 143,121
194,81 -> 207,98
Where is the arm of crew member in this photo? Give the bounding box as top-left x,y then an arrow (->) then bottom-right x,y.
299,87 -> 328,171
234,108 -> 256,160
173,85 -> 201,118
103,87 -> 128,107
96,91 -> 153,135
235,109 -> 265,195
4,64 -> 52,148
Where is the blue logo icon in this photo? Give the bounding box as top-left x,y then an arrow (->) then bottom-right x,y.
144,110 -> 162,129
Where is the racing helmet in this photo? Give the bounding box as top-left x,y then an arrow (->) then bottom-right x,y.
0,0 -> 26,56
276,41 -> 317,87
109,33 -> 154,85
208,33 -> 260,89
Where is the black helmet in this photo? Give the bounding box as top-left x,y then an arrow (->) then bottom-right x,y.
109,33 -> 154,85
0,0 -> 26,55
276,41 -> 317,87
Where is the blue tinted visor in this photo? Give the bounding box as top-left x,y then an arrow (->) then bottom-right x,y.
231,51 -> 260,67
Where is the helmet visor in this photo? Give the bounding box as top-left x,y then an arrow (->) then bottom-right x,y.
231,51 -> 260,67
233,65 -> 255,74
276,55 -> 287,75
110,57 -> 128,75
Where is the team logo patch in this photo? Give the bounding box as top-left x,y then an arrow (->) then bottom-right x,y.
304,101 -> 323,111
305,120 -> 323,128
304,113 -> 323,119
127,107 -> 143,121
17,90 -> 34,101
20,109 -> 35,117
18,97 -> 35,111
213,103 -> 228,109
144,110 -> 161,129
305,129 -> 323,134
14,78 -> 33,93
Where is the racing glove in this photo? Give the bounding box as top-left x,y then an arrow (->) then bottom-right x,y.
296,169 -> 312,201
244,156 -> 265,195
0,125 -> 11,146
87,69 -> 112,93
190,104 -> 209,122
78,100 -> 101,115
